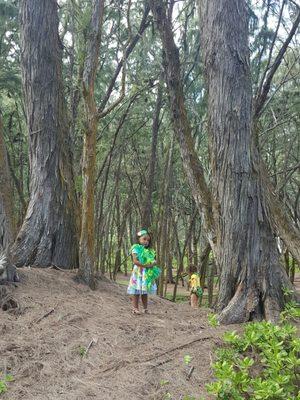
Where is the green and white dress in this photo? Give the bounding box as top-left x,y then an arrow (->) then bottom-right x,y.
127,244 -> 157,295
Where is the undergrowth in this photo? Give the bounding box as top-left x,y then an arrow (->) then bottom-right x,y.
206,301 -> 300,399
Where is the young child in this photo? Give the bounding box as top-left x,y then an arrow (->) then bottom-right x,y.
189,265 -> 203,308
127,229 -> 159,314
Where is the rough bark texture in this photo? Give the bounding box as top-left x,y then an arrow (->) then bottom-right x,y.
0,114 -> 15,247
12,0 -> 79,268
78,0 -> 105,288
0,114 -> 17,282
199,0 -> 293,323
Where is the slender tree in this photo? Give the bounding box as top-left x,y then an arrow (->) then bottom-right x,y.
0,112 -> 17,281
12,0 -> 79,268
78,0 -> 105,288
141,78 -> 163,228
78,2 -> 151,286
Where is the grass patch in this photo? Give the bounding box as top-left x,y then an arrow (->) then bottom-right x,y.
164,293 -> 189,303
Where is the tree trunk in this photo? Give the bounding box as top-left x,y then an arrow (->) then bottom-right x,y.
199,0 -> 294,323
12,0 -> 79,268
199,241 -> 211,290
78,0 -> 105,288
158,135 -> 174,296
0,114 -> 15,245
150,0 -> 296,323
0,113 -> 17,282
141,78 -> 163,229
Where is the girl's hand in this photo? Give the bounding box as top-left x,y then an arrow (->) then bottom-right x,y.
147,262 -> 156,268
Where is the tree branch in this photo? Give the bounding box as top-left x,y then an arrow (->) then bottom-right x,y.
97,4 -> 150,114
82,0 -> 105,96
261,160 -> 300,265
254,9 -> 300,118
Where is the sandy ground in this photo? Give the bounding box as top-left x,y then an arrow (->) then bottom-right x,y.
0,268 -> 240,400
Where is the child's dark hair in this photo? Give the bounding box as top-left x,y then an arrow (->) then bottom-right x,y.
189,264 -> 198,274
135,228 -> 152,248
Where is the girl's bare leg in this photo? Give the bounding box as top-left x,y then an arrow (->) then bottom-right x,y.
141,294 -> 148,310
191,293 -> 198,308
132,295 -> 139,310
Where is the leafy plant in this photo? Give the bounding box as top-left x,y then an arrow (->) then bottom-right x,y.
184,354 -> 192,365
160,379 -> 170,387
206,303 -> 300,399
0,374 -> 13,395
78,346 -> 86,357
208,313 -> 219,327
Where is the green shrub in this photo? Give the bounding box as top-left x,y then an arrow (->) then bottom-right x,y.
206,303 -> 300,399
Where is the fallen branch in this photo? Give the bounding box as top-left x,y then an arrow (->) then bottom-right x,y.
49,264 -> 65,272
143,334 -> 214,364
149,358 -> 172,369
187,366 -> 195,380
84,337 -> 98,357
101,334 -> 214,373
30,306 -> 56,327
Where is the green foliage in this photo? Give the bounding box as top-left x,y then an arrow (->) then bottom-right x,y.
208,313 -> 219,328
280,301 -> 300,322
206,304 -> 300,399
78,345 -> 86,357
164,293 -> 189,303
159,379 -> 169,387
0,374 -> 13,395
184,354 -> 192,365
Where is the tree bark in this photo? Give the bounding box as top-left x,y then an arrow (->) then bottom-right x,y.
158,135 -> 174,296
0,113 -> 17,282
12,0 -> 79,268
199,0 -> 294,323
150,0 -> 296,323
0,114 -> 15,245
78,0 -> 105,288
199,241 -> 211,290
141,78 -> 163,229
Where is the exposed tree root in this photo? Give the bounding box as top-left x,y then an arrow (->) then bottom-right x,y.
0,285 -> 19,311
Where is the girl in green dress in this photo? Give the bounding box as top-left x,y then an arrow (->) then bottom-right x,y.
127,229 -> 160,314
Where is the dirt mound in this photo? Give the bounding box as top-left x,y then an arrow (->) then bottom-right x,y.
0,268 -> 234,400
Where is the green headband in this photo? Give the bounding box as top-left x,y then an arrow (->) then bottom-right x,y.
137,229 -> 148,237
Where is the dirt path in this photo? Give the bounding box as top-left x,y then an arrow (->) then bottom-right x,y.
0,269 -> 238,400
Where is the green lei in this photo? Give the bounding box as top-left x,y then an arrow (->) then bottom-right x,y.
131,244 -> 161,289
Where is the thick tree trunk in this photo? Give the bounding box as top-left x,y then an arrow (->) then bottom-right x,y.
150,0 -> 295,322
199,0 -> 293,323
12,0 -> 79,268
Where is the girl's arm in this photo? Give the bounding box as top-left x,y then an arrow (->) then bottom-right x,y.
132,254 -> 156,270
